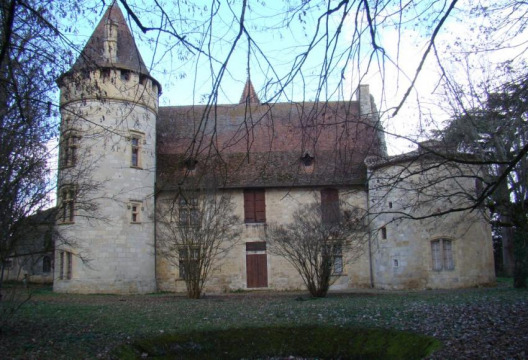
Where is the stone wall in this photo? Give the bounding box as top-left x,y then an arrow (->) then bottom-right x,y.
156,187 -> 371,293
368,158 -> 495,289
54,70 -> 158,294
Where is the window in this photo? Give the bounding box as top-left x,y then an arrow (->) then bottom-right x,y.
120,70 -> 131,81
184,158 -> 198,171
67,252 -> 72,279
59,252 -> 64,279
59,185 -> 75,223
431,239 -> 454,271
131,137 -> 140,167
244,189 -> 266,223
323,243 -> 343,275
140,74 -> 148,86
42,256 -> 52,273
130,202 -> 142,223
129,131 -> 144,168
61,132 -> 79,168
332,244 -> 343,275
59,251 -> 73,280
179,247 -> 200,280
100,68 -> 111,80
380,226 -> 387,240
2,259 -> 13,270
321,188 -> 339,225
300,153 -> 314,166
178,195 -> 199,227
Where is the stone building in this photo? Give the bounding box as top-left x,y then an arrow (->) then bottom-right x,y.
54,3 -> 495,294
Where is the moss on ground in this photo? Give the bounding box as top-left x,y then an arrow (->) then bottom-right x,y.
114,326 -> 440,359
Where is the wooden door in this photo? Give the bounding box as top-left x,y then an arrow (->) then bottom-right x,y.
246,254 -> 268,288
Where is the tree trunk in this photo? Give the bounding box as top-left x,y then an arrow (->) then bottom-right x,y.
501,222 -> 515,277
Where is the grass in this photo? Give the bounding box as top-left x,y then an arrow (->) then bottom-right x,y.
116,326 -> 440,359
0,281 -> 526,359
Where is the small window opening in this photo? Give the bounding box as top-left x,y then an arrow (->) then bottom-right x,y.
393,259 -> 399,267
130,202 -> 142,223
131,137 -> 140,167
381,226 -> 387,240
389,202 -> 393,209
120,70 -> 131,81
101,68 -> 111,79
140,75 -> 148,86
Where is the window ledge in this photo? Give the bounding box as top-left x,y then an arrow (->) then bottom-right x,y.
244,222 -> 266,226
130,222 -> 142,225
130,166 -> 143,170
58,221 -> 75,225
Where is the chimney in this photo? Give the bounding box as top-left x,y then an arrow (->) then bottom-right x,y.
358,84 -> 371,117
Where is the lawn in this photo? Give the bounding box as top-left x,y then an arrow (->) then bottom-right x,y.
0,281 -> 527,359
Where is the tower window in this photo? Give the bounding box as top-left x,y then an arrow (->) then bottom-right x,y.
130,201 -> 142,223
120,70 -> 131,81
59,185 -> 76,223
100,68 -> 111,79
380,226 -> 387,240
129,131 -> 144,168
59,251 -> 73,280
61,132 -> 79,168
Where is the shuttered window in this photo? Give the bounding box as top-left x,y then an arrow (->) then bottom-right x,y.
244,189 -> 266,223
321,188 -> 339,224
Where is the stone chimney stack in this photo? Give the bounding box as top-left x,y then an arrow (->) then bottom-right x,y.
358,84 -> 371,117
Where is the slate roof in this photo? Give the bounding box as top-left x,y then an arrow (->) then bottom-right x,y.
157,99 -> 384,190
66,3 -> 153,78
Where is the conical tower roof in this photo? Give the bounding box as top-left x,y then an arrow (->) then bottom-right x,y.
69,2 -> 151,77
239,78 -> 260,104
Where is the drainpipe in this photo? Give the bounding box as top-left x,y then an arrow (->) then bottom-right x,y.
366,167 -> 375,289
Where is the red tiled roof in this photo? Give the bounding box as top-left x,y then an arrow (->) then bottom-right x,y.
157,100 -> 383,189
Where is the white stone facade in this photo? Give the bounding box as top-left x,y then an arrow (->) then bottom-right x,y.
53,3 -> 495,294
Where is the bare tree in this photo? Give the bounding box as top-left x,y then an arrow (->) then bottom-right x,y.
267,199 -> 367,298
156,180 -> 241,299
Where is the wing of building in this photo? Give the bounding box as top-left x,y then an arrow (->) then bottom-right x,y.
53,3 -> 495,294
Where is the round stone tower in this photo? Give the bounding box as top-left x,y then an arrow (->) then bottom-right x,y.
54,3 -> 160,293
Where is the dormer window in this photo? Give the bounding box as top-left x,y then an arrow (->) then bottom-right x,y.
301,153 -> 314,166
184,158 -> 198,171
